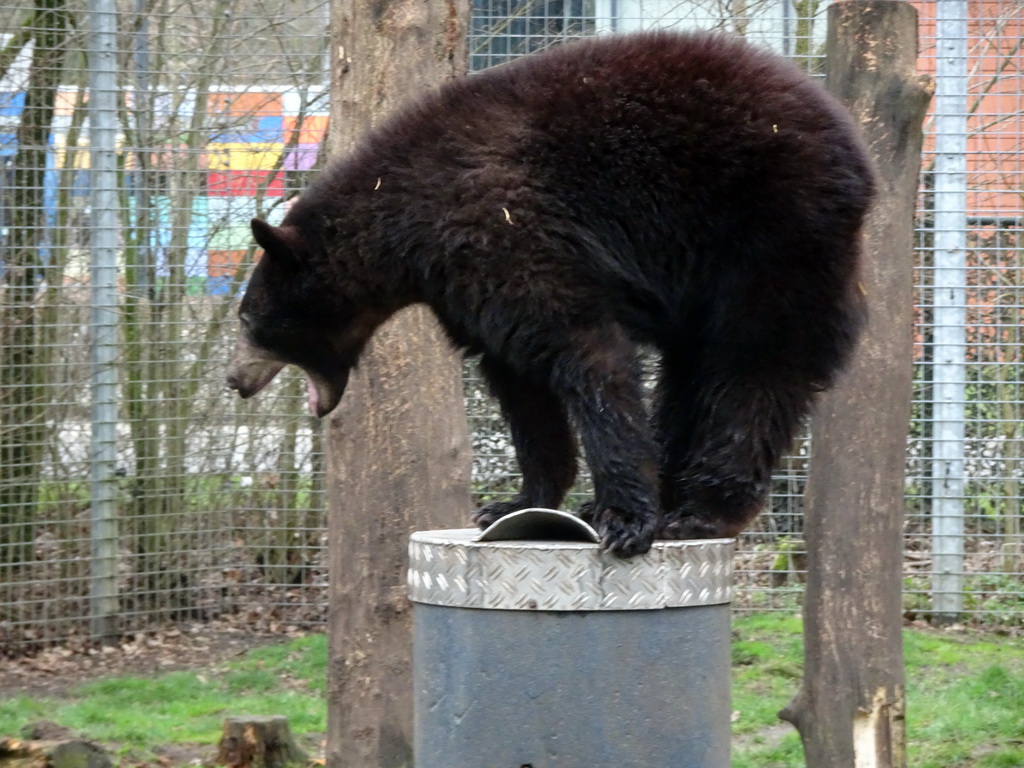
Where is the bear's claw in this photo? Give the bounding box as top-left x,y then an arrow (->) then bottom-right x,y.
588,504 -> 657,558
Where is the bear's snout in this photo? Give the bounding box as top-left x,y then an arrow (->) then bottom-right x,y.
225,335 -> 286,399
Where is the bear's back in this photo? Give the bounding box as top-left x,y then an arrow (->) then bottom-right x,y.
315,31 -> 870,207
462,31 -> 833,132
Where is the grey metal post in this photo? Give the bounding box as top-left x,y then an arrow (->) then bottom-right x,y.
409,511 -> 734,767
87,0 -> 121,643
932,0 -> 968,621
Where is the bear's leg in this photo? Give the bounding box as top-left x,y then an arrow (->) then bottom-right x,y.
472,355 -> 578,528
654,348 -> 810,540
551,327 -> 660,556
650,349 -> 703,510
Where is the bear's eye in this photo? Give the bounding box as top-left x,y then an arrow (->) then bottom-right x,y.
239,312 -> 252,327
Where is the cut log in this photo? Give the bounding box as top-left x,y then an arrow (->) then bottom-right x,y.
215,716 -> 308,768
0,738 -> 112,768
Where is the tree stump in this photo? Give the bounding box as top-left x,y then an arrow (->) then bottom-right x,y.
215,716 -> 308,768
0,738 -> 112,768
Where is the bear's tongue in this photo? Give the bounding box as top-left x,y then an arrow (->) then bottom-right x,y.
306,376 -> 319,417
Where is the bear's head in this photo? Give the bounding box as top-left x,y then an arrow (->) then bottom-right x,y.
226,218 -> 376,417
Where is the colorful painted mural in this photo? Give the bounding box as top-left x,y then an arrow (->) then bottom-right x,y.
0,85 -> 329,294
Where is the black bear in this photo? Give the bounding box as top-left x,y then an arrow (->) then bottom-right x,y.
226,31 -> 874,557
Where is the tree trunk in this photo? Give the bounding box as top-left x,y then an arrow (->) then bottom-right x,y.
0,0 -> 69,570
779,3 -> 933,767
324,1 -> 472,765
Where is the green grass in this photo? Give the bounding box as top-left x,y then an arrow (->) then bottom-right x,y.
0,634 -> 328,760
730,614 -> 1024,768
904,631 -> 1024,768
731,613 -> 807,767
1,617 -> 1022,767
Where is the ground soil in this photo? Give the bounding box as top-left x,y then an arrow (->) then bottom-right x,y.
0,623 -> 288,701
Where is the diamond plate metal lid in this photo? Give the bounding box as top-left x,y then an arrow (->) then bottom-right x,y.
408,510 -> 734,611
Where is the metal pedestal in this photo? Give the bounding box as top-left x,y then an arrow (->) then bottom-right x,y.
409,511 -> 734,768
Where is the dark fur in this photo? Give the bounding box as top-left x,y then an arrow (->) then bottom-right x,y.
227,31 -> 874,557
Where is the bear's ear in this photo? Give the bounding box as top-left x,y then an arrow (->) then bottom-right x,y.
251,218 -> 301,267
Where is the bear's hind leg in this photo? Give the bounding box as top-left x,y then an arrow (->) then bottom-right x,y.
656,229 -> 863,540
472,355 -> 578,529
655,350 -> 811,541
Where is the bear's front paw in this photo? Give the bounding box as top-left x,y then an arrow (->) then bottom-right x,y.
591,505 -> 658,557
472,495 -> 529,529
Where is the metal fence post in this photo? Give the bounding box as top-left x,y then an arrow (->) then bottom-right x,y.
931,0 -> 968,622
87,0 -> 120,643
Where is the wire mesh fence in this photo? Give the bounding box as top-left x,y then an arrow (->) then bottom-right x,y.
0,0 -> 1021,655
